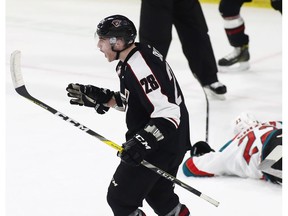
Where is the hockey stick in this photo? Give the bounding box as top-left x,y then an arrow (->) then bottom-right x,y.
193,74 -> 209,143
10,50 -> 220,207
201,87 -> 209,143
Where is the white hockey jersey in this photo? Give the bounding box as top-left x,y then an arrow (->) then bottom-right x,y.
183,121 -> 282,179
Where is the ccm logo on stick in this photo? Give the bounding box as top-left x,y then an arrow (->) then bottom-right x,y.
55,111 -> 89,132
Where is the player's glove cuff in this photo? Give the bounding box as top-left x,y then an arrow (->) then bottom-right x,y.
119,124 -> 163,166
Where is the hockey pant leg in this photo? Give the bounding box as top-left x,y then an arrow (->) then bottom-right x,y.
219,0 -> 249,47
145,165 -> 180,215
107,151 -> 180,216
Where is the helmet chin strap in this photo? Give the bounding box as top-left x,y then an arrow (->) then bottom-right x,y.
110,37 -> 132,60
111,47 -> 121,60
111,45 -> 132,60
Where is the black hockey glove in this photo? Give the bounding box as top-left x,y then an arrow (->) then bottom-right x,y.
190,141 -> 215,157
119,125 -> 164,166
66,83 -> 113,114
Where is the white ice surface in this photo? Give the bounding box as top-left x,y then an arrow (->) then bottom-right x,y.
5,0 -> 284,215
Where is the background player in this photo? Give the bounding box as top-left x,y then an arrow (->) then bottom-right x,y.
218,0 -> 282,72
183,112 -> 282,184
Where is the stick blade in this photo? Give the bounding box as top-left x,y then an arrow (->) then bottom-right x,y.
10,50 -> 24,89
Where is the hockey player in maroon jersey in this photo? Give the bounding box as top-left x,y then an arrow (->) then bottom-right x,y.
183,113 -> 282,184
66,15 -> 191,215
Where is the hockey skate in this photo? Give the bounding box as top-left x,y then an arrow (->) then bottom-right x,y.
204,81 -> 227,100
218,45 -> 250,72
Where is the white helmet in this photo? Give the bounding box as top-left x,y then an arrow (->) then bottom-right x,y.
233,112 -> 259,135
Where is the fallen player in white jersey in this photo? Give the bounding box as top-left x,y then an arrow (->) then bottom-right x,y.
183,113 -> 282,184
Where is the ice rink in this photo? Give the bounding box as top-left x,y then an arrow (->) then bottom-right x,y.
5,0 -> 284,215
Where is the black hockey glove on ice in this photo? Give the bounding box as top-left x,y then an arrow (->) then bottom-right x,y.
190,141 -> 215,157
66,83 -> 114,114
119,124 -> 164,166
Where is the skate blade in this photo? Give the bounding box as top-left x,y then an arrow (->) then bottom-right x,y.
219,62 -> 250,72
